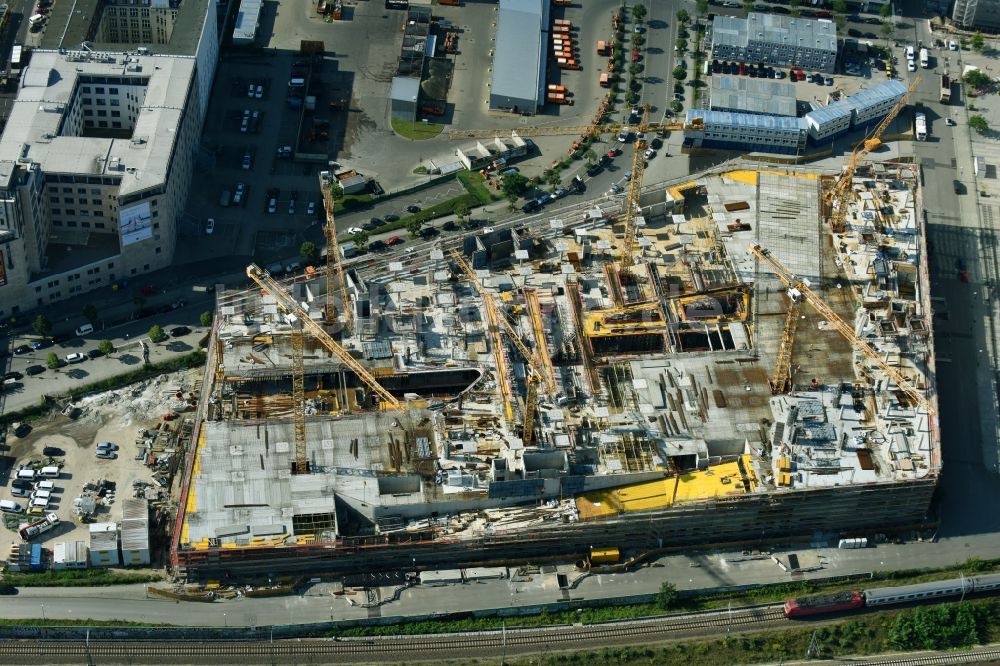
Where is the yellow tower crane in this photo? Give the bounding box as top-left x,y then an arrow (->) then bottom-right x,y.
749,244 -> 933,414
825,77 -> 919,233
320,186 -> 354,332
620,105 -> 652,274
450,250 -> 552,442
246,263 -> 401,472
770,297 -> 801,395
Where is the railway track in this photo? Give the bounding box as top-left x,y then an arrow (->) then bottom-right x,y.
0,605 -> 787,661
850,647 -> 1000,665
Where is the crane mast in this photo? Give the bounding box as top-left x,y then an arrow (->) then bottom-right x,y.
620,105 -> 651,273
320,186 -> 354,333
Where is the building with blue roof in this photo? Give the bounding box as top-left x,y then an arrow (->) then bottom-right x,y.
805,99 -> 854,143
489,0 -> 548,114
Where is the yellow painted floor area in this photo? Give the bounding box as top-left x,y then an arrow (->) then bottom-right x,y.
576,456 -> 757,520
722,169 -> 820,185
179,425 -> 206,548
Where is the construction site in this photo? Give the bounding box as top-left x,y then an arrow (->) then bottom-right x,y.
170,111 -> 940,580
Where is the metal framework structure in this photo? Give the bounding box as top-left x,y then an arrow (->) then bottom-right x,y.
289,322 -> 309,473
620,106 -> 651,272
749,244 -> 933,414
524,288 -> 557,394
246,263 -> 401,410
320,186 -> 354,332
824,78 -> 919,232
770,297 -> 801,394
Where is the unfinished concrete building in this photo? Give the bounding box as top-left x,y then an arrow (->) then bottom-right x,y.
170,165 -> 939,580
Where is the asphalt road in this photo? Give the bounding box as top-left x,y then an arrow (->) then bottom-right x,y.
1,532 -> 998,626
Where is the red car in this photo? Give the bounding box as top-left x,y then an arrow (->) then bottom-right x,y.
631,50 -> 640,62
386,236 -> 404,246
35,6 -> 50,13
606,148 -> 620,158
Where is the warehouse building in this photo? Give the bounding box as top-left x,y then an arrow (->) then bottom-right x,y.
489,0 -> 548,114
0,0 -> 218,319
684,109 -> 808,154
710,75 -> 797,117
711,13 -> 838,73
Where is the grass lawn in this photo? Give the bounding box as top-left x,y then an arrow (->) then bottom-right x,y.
456,169 -> 499,204
391,118 -> 445,140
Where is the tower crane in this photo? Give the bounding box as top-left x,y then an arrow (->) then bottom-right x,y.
770,295 -> 801,395
320,185 -> 354,332
824,77 -> 919,233
450,250 -> 551,443
246,263 -> 401,468
620,105 -> 651,274
748,244 -> 933,415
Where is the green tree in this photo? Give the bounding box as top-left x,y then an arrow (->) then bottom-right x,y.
625,90 -> 640,105
628,62 -> 643,77
453,200 -> 470,223
834,14 -> 847,31
672,65 -> 688,81
675,7 -> 689,24
350,230 -> 370,251
676,38 -> 688,51
98,339 -> 115,356
965,69 -> 991,89
831,0 -> 846,13
696,0 -> 709,15
45,351 -> 60,369
584,148 -> 598,165
655,581 -> 681,610
82,303 -> 98,326
972,31 -> 986,52
969,113 -> 990,134
32,314 -> 51,339
742,0 -> 754,11
632,4 -> 647,22
299,241 -> 319,265
500,172 -> 529,199
880,2 -> 891,16
199,311 -> 213,327
670,99 -> 684,113
405,218 -> 424,238
880,20 -> 894,42
149,324 -> 166,343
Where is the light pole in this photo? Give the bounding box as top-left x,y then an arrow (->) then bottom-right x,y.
40,603 -> 46,621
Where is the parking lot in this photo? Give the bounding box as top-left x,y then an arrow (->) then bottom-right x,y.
0,372 -> 188,554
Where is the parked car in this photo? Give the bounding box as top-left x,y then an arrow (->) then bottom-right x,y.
442,220 -> 458,231
87,348 -> 105,359
644,148 -> 656,160
383,214 -> 400,222
587,164 -> 603,177
946,118 -> 956,126
406,204 -> 421,213
25,365 -> 45,376
205,218 -> 215,235
64,352 -> 86,364
170,326 -> 191,338
386,236 -> 405,246
306,201 -> 316,216
368,240 -> 387,252
247,83 -> 255,97
31,340 -> 51,350
241,152 -> 252,170
96,441 -> 119,451
346,226 -> 364,235
255,84 -> 264,99
96,450 -> 117,460
362,220 -> 380,231
13,345 -> 30,355
4,371 -> 23,381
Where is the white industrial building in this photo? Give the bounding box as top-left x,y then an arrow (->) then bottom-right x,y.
489,0 -> 548,114
687,80 -> 908,153
684,109 -> 807,155
52,541 -> 89,570
710,75 -> 797,116
89,522 -> 120,567
233,0 -> 263,46
121,499 -> 151,567
711,13 -> 838,73
0,0 -> 218,320
389,76 -> 421,122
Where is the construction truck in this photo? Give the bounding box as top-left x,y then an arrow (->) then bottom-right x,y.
940,74 -> 951,103
597,40 -> 609,56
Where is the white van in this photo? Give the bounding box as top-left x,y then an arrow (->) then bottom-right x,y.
31,490 -> 51,501
39,466 -> 60,478
34,480 -> 55,492
27,13 -> 44,26
15,468 -> 36,481
288,77 -> 306,89
0,500 -> 24,513
30,497 -> 49,509
76,323 -> 94,336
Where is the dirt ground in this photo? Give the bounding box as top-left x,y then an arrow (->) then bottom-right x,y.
1,368 -> 202,561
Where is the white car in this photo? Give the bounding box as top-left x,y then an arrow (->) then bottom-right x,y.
907,60 -> 916,72
205,218 -> 215,235
346,226 -> 364,235
96,441 -> 119,451
644,148 -> 656,160
949,40 -> 958,51
247,83 -> 254,98
64,352 -> 86,364
268,197 -> 277,214
306,201 -> 316,216
255,84 -> 264,98
288,199 -> 296,215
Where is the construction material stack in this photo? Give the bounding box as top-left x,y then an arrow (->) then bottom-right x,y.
546,84 -> 573,105
552,19 -> 580,70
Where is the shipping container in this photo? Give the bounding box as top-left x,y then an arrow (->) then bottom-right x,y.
590,546 -> 620,564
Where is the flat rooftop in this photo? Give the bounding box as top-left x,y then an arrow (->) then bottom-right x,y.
180,165 -> 939,553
